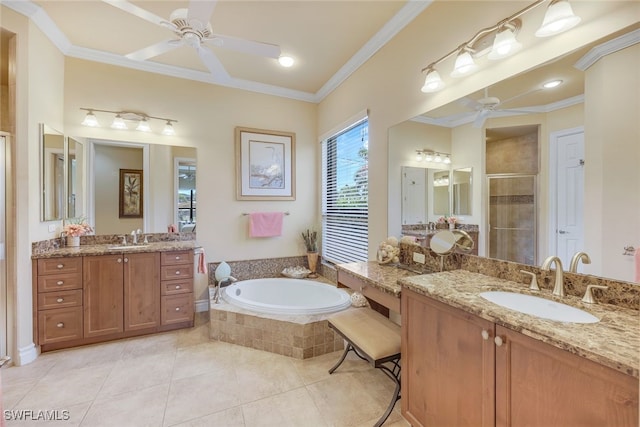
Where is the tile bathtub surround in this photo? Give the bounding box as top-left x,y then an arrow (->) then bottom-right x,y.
209,289 -> 345,359
398,243 -> 639,310
208,255 -> 320,284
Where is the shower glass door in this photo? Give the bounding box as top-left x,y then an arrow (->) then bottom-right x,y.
487,174 -> 537,265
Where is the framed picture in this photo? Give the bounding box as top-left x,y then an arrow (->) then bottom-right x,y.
119,169 -> 143,218
235,127 -> 296,200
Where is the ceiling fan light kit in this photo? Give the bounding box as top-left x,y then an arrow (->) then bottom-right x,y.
80,108 -> 177,136
420,0 -> 581,93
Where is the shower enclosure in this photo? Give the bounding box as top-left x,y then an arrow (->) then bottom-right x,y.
487,174 -> 537,265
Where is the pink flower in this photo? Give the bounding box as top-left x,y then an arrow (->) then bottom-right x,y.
63,222 -> 93,237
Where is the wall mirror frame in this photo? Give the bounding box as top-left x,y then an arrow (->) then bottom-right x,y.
40,123 -> 65,222
389,25 -> 640,283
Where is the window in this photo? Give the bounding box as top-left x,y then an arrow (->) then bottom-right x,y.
175,159 -> 196,231
321,118 -> 369,264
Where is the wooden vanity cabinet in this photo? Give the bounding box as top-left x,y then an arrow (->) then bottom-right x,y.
34,257 -> 84,345
83,255 -> 124,338
124,252 -> 160,331
159,250 -> 194,329
401,288 -> 639,427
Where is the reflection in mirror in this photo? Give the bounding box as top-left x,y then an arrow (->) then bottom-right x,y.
401,166 -> 426,225
432,170 -> 450,216
40,124 -> 64,221
66,137 -> 85,219
452,168 -> 472,216
176,158 -> 196,232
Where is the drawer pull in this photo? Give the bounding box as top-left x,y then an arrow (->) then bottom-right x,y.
118,258 -> 122,263
175,271 -> 181,275
494,336 -> 504,347
56,322 -> 64,328
56,281 -> 64,286
124,258 -> 128,263
56,298 -> 64,303
481,329 -> 490,340
175,285 -> 181,290
57,264 -> 64,269
175,307 -> 180,311
175,256 -> 181,260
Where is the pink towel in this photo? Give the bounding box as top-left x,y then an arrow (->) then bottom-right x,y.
635,247 -> 640,283
197,250 -> 207,274
249,212 -> 284,237
168,224 -> 177,233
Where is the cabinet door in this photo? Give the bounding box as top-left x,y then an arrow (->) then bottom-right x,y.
124,252 -> 160,331
495,325 -> 639,427
83,255 -> 124,338
401,290 -> 495,427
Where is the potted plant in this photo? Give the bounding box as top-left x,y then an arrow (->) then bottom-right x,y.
301,229 -> 319,278
62,217 -> 93,247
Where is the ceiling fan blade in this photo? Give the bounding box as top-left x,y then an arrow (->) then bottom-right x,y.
197,46 -> 230,80
126,40 -> 181,61
188,0 -> 217,23
101,0 -> 167,27
473,110 -> 490,128
210,34 -> 281,59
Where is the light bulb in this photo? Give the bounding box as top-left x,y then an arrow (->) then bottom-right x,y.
162,121 -> 176,136
136,119 -> 151,132
488,27 -> 522,60
421,69 -> 445,93
543,79 -> 563,89
278,56 -> 294,67
535,0 -> 581,37
111,115 -> 127,130
424,152 -> 434,162
434,153 -> 442,163
415,151 -> 423,162
451,50 -> 478,78
443,155 -> 451,164
81,111 -> 99,127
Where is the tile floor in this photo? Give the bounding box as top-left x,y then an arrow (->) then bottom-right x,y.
1,313 -> 409,427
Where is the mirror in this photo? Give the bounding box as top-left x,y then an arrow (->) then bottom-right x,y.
452,168 -> 472,216
401,166 -> 427,225
86,138 -> 197,235
66,137 -> 85,219
40,124 -> 64,221
389,26 -> 639,283
432,170 -> 450,216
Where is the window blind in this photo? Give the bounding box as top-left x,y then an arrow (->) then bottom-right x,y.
321,118 -> 369,265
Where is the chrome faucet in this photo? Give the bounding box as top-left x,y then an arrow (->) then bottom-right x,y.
569,251 -> 591,273
131,229 -> 142,245
213,276 -> 238,304
541,256 -> 565,297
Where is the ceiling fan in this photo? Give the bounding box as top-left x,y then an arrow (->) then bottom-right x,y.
102,0 -> 281,80
456,87 -> 543,128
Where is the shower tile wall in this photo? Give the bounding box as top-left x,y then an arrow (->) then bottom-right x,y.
486,130 -> 538,265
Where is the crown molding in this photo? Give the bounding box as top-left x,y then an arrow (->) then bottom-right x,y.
574,28 -> 640,71
5,0 -> 428,104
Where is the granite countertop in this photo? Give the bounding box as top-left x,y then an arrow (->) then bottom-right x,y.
31,240 -> 200,259
336,261 -> 419,297
399,269 -> 640,378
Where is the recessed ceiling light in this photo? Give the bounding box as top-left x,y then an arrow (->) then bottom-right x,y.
278,56 -> 294,67
543,79 -> 563,89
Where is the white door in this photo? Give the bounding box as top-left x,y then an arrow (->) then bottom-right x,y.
554,129 -> 585,270
401,167 -> 426,225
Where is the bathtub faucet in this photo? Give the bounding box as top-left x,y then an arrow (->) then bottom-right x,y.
213,276 -> 238,304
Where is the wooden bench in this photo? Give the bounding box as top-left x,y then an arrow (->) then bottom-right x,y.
328,308 -> 401,427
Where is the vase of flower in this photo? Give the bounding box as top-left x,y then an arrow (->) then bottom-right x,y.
306,251 -> 319,278
302,229 -> 319,278
66,235 -> 80,247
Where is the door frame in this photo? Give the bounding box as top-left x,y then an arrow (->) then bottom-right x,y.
547,126 -> 584,259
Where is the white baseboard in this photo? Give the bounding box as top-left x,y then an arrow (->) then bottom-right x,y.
195,299 -> 209,313
17,343 -> 38,366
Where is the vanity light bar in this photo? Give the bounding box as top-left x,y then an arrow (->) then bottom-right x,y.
80,108 -> 177,135
420,0 -> 581,93
416,149 -> 451,164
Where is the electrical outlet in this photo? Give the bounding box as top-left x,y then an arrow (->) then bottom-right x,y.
413,252 -> 426,264
48,224 -> 57,233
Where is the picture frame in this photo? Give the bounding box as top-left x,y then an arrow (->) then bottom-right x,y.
119,169 -> 143,218
235,126 -> 296,200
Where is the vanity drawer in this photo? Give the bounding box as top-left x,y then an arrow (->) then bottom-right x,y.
38,257 -> 82,275
161,279 -> 193,296
38,306 -> 83,345
161,251 -> 193,266
160,264 -> 193,281
38,289 -> 82,310
38,272 -> 83,292
161,294 -> 193,325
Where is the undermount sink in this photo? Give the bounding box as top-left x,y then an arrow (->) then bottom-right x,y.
108,245 -> 150,250
480,291 -> 599,324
